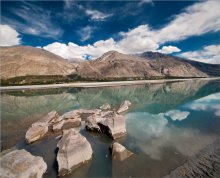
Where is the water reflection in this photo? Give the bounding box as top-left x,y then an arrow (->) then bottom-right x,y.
1,79 -> 220,177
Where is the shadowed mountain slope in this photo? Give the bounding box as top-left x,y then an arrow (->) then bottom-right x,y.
140,51 -> 220,77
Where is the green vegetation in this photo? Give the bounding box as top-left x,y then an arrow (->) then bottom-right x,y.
0,75 -> 205,86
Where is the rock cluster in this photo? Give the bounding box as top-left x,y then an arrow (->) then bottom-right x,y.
0,149 -> 47,178
2,100 -> 131,177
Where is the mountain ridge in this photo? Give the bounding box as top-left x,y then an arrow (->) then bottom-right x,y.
1,46 -> 219,85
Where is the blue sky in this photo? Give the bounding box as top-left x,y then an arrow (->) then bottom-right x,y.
1,0 -> 220,64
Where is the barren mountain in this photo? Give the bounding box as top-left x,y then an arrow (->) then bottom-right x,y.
77,51 -> 208,79
77,51 -> 161,79
139,52 -> 209,77
0,46 -> 77,79
1,46 -> 219,84
140,52 -> 220,77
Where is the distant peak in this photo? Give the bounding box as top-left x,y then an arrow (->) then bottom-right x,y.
97,50 -> 123,61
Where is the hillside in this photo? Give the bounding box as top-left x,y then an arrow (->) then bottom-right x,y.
140,52 -> 220,77
1,46 -> 220,85
77,51 -> 161,79
77,51 -> 208,80
0,46 -> 77,80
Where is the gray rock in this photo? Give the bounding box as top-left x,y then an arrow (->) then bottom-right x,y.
85,114 -> 104,132
25,111 -> 60,143
57,128 -> 93,176
117,100 -> 131,114
25,125 -> 48,143
32,111 -> 60,127
111,142 -> 133,161
99,113 -> 126,139
0,149 -> 47,178
52,118 -> 81,132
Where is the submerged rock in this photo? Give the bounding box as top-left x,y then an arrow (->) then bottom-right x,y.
31,111 -> 60,127
52,118 -> 81,132
117,100 -> 131,113
100,103 -> 111,110
57,128 -> 93,176
25,111 -> 60,143
98,113 -> 126,139
111,142 -> 133,161
0,149 -> 47,178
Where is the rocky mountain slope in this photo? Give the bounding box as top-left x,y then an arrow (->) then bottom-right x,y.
77,51 -> 161,79
140,51 -> 220,77
1,46 -> 219,84
0,46 -> 77,79
77,51 -> 208,79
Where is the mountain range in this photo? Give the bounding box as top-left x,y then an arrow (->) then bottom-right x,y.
1,46 -> 219,85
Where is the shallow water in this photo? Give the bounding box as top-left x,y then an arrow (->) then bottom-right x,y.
1,79 -> 220,177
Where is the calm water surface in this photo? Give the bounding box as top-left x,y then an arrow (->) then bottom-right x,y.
1,79 -> 220,177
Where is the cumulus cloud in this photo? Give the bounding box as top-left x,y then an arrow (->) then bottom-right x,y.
179,45 -> 220,64
118,25 -> 159,53
0,25 -> 21,46
43,1 -> 220,62
85,9 -> 112,21
157,45 -> 181,54
43,38 -> 119,61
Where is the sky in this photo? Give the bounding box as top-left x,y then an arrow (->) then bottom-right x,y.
0,0 -> 220,64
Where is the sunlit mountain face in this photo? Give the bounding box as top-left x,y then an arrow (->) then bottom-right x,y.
1,1 -> 220,64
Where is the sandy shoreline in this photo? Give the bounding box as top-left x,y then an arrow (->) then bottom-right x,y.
1,77 -> 220,91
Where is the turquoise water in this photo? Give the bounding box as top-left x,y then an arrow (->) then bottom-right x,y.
1,79 -> 220,177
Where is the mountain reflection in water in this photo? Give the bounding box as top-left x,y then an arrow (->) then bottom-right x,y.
1,79 -> 220,177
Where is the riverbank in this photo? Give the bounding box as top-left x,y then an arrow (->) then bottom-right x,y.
1,77 -> 220,91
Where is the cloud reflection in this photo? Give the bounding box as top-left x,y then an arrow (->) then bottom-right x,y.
184,93 -> 220,117
125,111 -> 217,160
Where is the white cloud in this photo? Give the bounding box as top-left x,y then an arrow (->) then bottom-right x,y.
138,0 -> 153,6
179,45 -> 220,64
85,9 -> 112,21
43,38 -> 118,61
155,1 -> 220,43
118,25 -> 159,53
164,110 -> 190,121
78,26 -> 94,42
43,1 -> 220,62
0,25 -> 21,46
157,45 -> 181,54
2,2 -> 63,39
